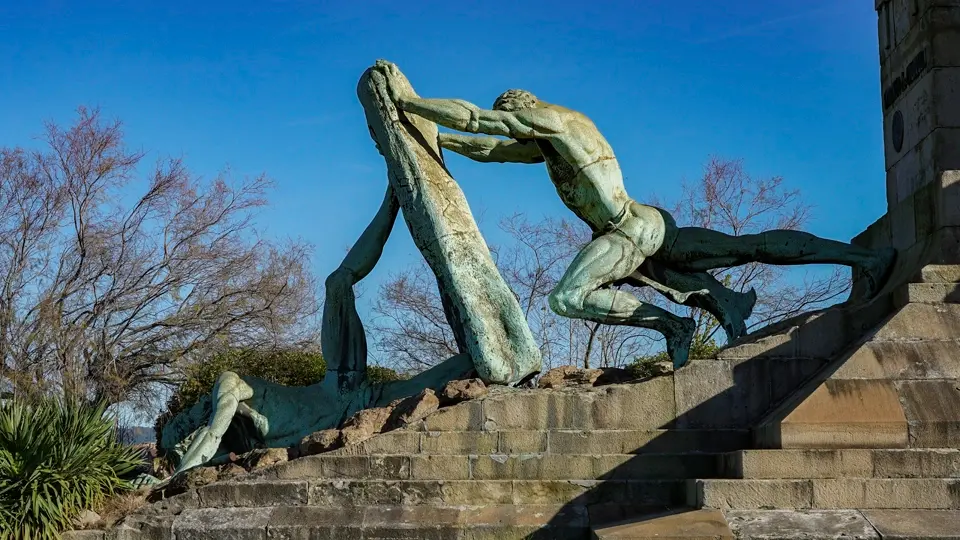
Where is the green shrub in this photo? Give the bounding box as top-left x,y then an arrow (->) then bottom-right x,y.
366,365 -> 406,384
0,398 -> 141,540
626,335 -> 722,378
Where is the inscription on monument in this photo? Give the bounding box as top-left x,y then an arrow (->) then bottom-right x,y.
882,49 -> 928,111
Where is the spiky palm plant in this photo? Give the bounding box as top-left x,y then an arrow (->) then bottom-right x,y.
0,397 -> 142,540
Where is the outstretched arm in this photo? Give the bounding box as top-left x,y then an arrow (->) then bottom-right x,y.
439,133 -> 543,164
396,96 -> 565,139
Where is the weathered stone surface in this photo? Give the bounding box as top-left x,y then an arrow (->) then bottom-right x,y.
813,478 -> 960,509
265,504 -> 587,539
725,510 -> 879,539
500,430 -> 549,453
339,406 -> 392,446
834,340 -> 960,380
862,509 -> 960,539
172,507 -> 271,540
423,400 -> 484,431
439,377 -> 488,405
873,448 -> 960,478
593,509 -> 733,539
538,366 -> 603,389
198,480 -> 307,508
409,455 -> 471,480
694,479 -> 814,510
387,388 -> 439,430
874,303 -> 960,340
591,379 -> 676,430
298,428 -> 342,456
420,431 -> 497,454
779,380 -> 909,448
61,531 -> 105,540
898,379 -> 960,446
732,449 -> 874,479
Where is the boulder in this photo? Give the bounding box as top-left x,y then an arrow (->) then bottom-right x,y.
299,429 -> 343,456
338,406 -> 393,446
247,447 -> 288,471
217,463 -> 247,480
387,389 -> 440,429
537,366 -> 603,389
439,378 -> 488,405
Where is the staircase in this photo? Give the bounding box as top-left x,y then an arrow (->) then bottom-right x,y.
73,266 -> 960,539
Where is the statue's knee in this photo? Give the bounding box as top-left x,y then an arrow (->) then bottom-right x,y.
549,288 -> 580,317
325,268 -> 355,292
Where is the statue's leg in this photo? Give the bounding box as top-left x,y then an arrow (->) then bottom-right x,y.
548,233 -> 696,369
174,371 -> 253,474
627,260 -> 757,342
660,227 -> 896,300
321,185 -> 400,396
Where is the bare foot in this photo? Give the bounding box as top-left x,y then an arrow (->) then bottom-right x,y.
667,317 -> 697,370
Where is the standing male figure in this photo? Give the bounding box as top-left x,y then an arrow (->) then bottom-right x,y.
376,62 -> 894,368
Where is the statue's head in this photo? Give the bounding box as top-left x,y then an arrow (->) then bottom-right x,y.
493,89 -> 539,112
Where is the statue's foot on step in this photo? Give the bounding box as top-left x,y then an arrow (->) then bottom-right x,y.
668,317 -> 697,370
850,247 -> 897,303
718,287 -> 757,343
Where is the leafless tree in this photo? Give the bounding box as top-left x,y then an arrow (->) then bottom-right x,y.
652,157 -> 849,344
0,108 -> 318,406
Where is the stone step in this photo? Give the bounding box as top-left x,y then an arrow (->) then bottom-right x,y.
258,452 -> 727,481
724,509 -> 960,539
198,478 -> 689,507
155,505 -> 592,540
70,509 -> 960,540
895,282 -> 960,305
693,478 -> 960,510
727,449 -> 960,479
329,428 -> 749,456
592,508 -> 733,540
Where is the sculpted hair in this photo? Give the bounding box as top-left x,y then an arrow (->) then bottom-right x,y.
493,89 -> 539,112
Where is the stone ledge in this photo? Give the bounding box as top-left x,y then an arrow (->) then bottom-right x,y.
592,509 -> 733,540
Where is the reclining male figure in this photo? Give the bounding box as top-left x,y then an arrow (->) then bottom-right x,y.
377,62 -> 895,368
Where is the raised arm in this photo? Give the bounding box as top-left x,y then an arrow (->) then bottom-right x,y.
439,133 -> 543,164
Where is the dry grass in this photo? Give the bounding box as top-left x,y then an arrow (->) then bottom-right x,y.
88,490 -> 149,529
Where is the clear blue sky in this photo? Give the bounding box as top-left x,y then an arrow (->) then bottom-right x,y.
1,0 -> 886,310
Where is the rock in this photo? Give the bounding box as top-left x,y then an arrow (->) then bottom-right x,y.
439,378 -> 488,405
594,367 -> 636,386
181,466 -> 218,488
73,509 -> 101,529
339,406 -> 393,446
537,366 -> 603,389
253,447 -> 288,470
217,463 -> 247,480
149,466 -> 218,501
299,429 -> 342,456
387,389 -> 440,429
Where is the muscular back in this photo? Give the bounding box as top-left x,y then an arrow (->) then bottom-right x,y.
528,105 -> 631,230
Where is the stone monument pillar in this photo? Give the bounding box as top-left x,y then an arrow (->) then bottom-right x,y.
855,0 -> 960,279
